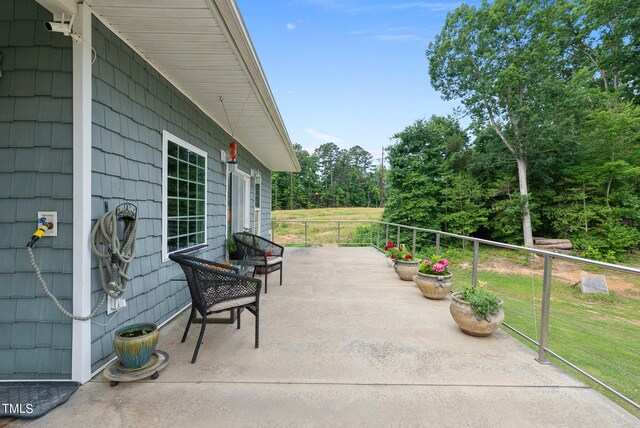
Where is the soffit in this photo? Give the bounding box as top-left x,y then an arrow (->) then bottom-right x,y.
81,0 -> 299,172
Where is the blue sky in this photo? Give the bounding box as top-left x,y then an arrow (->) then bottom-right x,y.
236,0 -> 475,161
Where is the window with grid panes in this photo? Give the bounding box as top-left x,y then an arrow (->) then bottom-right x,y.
164,134 -> 207,255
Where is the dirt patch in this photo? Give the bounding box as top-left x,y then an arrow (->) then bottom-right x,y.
464,258 -> 639,298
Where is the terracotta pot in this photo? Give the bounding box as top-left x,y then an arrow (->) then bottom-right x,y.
394,260 -> 420,281
414,272 -> 453,300
449,292 -> 504,337
113,322 -> 159,369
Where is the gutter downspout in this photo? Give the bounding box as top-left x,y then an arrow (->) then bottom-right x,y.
72,3 -> 93,384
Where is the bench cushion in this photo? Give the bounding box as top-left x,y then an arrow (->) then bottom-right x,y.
256,256 -> 283,266
210,296 -> 256,312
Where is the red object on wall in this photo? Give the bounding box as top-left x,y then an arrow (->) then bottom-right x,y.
229,141 -> 237,163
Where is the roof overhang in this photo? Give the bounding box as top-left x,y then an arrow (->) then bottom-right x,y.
37,0 -> 300,172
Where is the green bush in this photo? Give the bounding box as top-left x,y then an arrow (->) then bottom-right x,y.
573,222 -> 640,262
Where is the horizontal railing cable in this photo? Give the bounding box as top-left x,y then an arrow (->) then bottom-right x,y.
550,332 -> 640,382
547,313 -> 640,351
502,322 -> 640,410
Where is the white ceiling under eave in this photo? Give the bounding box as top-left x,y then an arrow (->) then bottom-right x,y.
42,0 -> 300,172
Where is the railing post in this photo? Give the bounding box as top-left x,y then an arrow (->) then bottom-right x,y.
377,222 -> 380,248
471,240 -> 479,287
435,233 -> 440,255
271,224 -> 274,242
412,229 -> 416,256
370,221 -> 373,246
536,254 -> 553,364
385,224 -> 389,243
338,221 -> 341,247
304,222 -> 308,247
397,226 -> 400,246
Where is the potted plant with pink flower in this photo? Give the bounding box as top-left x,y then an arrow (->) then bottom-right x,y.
390,245 -> 421,281
414,255 -> 453,299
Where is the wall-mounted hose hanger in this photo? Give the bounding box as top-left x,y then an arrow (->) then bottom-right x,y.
26,203 -> 138,321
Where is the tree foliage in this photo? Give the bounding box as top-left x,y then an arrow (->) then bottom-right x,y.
382,0 -> 640,260
383,116 -> 470,230
272,143 -> 381,210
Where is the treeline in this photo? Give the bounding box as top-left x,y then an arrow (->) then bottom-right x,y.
384,0 -> 640,262
272,143 -> 383,210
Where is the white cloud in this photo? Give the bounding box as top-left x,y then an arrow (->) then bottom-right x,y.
286,23 -> 297,30
305,128 -> 345,144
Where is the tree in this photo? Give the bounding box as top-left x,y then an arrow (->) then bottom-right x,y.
272,144 -> 320,210
383,116 -> 469,230
441,174 -> 488,244
346,146 -> 374,206
554,0 -> 640,97
272,143 -> 381,210
427,0 -> 575,247
315,143 -> 342,207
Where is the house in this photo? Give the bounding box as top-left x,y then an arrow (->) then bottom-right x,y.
0,0 -> 299,384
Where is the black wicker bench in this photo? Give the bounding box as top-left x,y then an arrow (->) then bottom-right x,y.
233,232 -> 284,294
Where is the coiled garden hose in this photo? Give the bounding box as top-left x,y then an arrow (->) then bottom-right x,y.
90,209 -> 137,300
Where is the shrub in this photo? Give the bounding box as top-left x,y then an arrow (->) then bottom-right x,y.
460,283 -> 502,321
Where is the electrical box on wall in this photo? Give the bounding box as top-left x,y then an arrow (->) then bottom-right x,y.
37,211 -> 58,237
107,296 -> 126,315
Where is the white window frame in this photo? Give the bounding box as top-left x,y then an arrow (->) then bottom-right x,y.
252,170 -> 262,235
161,130 -> 208,262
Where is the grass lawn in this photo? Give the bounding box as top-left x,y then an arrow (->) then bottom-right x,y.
272,207 -> 383,246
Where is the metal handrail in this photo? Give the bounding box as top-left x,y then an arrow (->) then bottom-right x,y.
271,218 -> 640,410
273,219 -> 640,274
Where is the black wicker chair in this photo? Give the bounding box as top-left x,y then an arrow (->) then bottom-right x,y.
169,253 -> 261,363
233,232 -> 284,294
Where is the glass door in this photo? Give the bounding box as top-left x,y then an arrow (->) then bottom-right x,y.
230,171 -> 250,233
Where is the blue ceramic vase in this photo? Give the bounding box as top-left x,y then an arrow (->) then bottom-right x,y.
113,322 -> 159,369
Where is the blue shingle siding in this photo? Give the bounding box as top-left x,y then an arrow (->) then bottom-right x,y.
1,0 -> 277,377
0,0 -> 73,380
88,18 -> 275,371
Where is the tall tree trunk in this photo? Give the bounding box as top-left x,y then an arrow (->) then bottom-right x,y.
516,156 -> 534,247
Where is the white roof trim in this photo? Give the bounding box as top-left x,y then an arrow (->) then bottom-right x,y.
41,0 -> 300,172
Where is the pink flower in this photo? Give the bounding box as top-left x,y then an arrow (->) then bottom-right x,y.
432,262 -> 445,273
441,258 -> 450,268
422,259 -> 431,265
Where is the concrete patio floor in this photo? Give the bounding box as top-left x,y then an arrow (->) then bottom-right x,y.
15,247 -> 639,427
